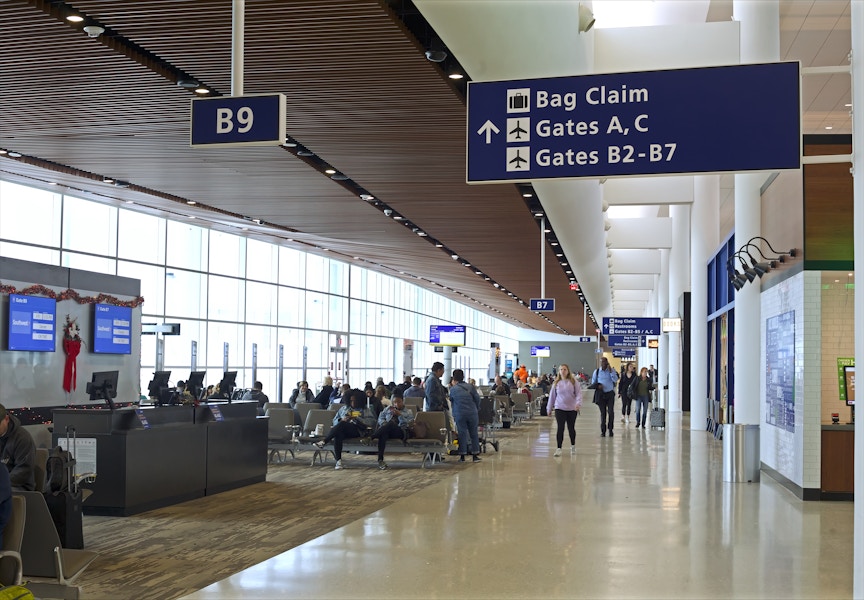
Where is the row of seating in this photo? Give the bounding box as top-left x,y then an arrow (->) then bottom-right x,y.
265,406 -> 448,468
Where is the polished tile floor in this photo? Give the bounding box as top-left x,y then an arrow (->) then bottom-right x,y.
184,413 -> 854,599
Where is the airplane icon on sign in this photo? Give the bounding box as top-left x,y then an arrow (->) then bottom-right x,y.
508,149 -> 528,169
509,121 -> 527,139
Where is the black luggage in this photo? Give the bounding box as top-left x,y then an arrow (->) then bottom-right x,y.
44,426 -> 84,549
649,406 -> 666,430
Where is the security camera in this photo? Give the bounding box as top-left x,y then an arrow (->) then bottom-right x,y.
384,209 -> 393,217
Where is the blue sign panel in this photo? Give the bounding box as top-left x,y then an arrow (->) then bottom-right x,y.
93,304 -> 132,354
7,294 -> 55,352
191,94 -> 286,147
529,298 -> 555,312
429,325 -> 466,347
612,349 -> 637,359
531,345 -> 551,357
577,336 -> 596,343
607,335 -> 645,347
467,62 -> 800,183
602,317 -> 661,336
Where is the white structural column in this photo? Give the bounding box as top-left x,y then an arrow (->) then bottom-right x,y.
668,204 -> 691,413
657,249 -> 670,407
732,0 -> 779,425
851,1 -> 863,595
691,176 -> 720,429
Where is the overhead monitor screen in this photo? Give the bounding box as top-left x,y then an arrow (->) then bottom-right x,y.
429,325 -> 465,347
7,294 -> 56,352
93,303 -> 132,354
531,345 -> 551,358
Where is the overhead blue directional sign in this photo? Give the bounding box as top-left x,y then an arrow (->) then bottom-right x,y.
607,335 -> 645,347
467,62 -> 800,183
191,94 -> 286,148
602,317 -> 661,336
529,298 -> 555,312
613,349 -> 637,359
577,336 -> 596,343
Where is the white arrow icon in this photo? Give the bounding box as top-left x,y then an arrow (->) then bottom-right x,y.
477,120 -> 500,144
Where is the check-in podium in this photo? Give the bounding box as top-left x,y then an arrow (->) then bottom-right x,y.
52,402 -> 267,516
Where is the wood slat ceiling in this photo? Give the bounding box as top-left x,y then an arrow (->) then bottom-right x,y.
0,0 -> 588,334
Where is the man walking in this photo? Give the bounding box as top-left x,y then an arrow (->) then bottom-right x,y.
591,357 -> 619,437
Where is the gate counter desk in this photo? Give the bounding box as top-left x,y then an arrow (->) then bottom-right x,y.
51,402 -> 267,516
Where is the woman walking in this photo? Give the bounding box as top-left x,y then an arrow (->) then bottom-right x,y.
630,367 -> 655,428
546,364 -> 583,456
619,363 -> 637,425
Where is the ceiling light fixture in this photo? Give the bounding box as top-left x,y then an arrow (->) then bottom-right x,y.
66,14 -> 84,22
451,254 -> 459,260
187,200 -> 197,205
324,169 -> 336,175
360,194 -> 374,201
523,193 -> 533,198
448,73 -> 464,80
194,87 -> 210,95
83,25 -> 104,38
102,177 -> 115,184
7,151 -> 22,158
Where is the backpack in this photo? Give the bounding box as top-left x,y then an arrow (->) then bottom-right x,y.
45,445 -> 75,494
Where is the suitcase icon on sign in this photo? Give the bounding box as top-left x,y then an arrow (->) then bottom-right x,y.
507,88 -> 530,113
509,93 -> 527,110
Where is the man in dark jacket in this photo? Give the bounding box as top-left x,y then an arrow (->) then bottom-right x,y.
0,403 -> 36,491
424,362 -> 447,412
242,381 -> 270,415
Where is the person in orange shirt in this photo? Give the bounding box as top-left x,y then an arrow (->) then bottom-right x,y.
516,364 -> 528,383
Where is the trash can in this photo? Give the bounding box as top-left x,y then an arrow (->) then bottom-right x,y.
722,423 -> 760,482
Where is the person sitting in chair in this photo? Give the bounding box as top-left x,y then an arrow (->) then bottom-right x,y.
372,392 -> 414,470
314,391 -> 371,470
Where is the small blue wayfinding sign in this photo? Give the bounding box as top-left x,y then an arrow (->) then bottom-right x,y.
577,336 -> 596,343
602,318 -> 661,336
529,298 -> 555,312
613,349 -> 637,359
191,94 -> 286,148
467,62 -> 800,183
607,335 -> 645,347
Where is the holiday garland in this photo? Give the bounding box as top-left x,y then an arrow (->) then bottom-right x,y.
0,283 -> 144,307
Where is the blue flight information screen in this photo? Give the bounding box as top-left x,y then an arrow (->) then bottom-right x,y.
429,325 -> 466,347
8,294 -> 56,351
93,303 -> 132,354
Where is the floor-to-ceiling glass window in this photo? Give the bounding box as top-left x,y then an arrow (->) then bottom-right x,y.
0,179 -> 521,401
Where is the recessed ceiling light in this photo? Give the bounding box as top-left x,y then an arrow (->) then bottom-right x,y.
324,168 -> 336,175
544,229 -> 551,233
551,242 -> 559,246
125,200 -> 135,204
66,14 -> 84,22
0,150 -> 7,155
535,212 -> 544,217
360,194 -> 374,201
434,243 -> 443,248
417,231 -> 427,236
252,218 -> 262,224
493,283 -> 500,288
523,193 -> 533,198
48,182 -> 58,186
825,125 -> 833,130
7,151 -> 22,158
561,262 -> 568,266
845,103 -> 852,107
188,215 -> 196,220
187,200 -> 197,205
393,216 -> 404,220
194,87 -> 210,95
449,73 -> 464,80
102,177 -> 115,184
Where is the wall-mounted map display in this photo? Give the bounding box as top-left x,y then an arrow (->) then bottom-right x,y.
766,310 -> 795,432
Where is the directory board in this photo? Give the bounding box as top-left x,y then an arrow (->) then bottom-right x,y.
467,62 -> 800,183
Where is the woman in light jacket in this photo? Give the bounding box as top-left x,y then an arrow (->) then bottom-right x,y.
448,369 -> 482,462
546,363 -> 583,457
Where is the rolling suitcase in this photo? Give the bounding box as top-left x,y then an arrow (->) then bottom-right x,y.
649,406 -> 666,430
44,426 -> 84,549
